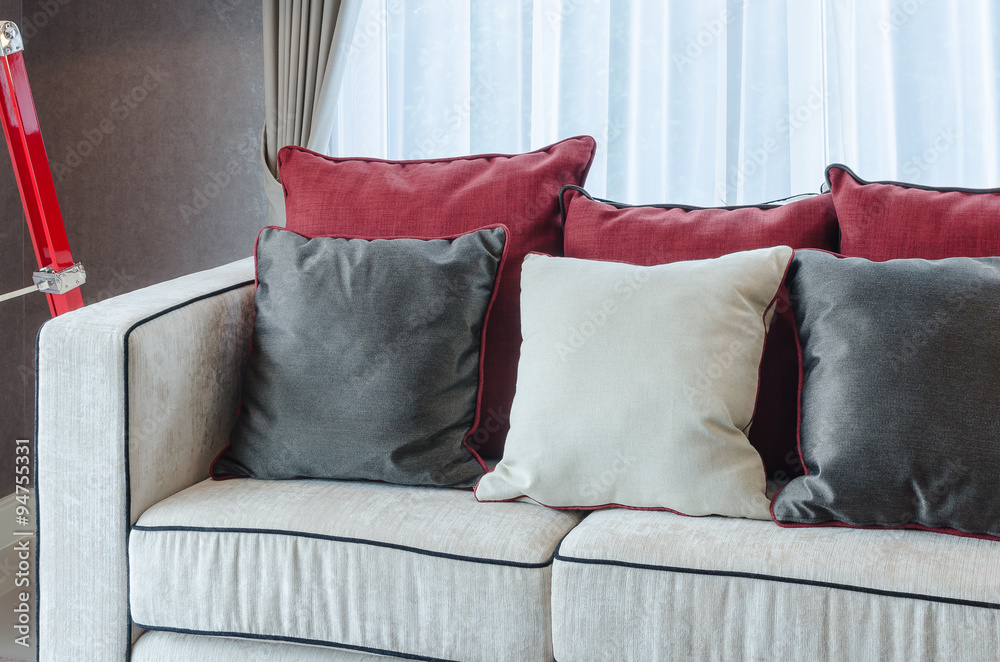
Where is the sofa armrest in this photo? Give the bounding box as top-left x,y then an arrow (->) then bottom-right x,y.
37,257 -> 255,662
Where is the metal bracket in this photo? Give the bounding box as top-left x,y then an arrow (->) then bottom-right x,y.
0,263 -> 86,304
0,20 -> 84,316
0,22 -> 22,56
35,263 -> 86,294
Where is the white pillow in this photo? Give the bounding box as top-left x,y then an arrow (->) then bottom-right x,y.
474,246 -> 794,519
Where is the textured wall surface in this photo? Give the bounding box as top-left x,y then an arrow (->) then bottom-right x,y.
0,0 -> 31,501
0,0 -> 266,495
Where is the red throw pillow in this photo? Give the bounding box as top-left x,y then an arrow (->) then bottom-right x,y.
561,186 -> 839,486
828,164 -> 1000,260
278,137 -> 597,457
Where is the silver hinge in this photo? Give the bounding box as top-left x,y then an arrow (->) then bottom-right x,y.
0,263 -> 86,303
0,21 -> 22,56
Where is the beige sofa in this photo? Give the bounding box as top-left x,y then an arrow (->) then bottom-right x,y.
36,258 -> 1000,661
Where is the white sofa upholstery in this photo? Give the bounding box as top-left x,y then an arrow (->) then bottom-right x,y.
552,509 -> 1000,661
37,257 -> 257,662
36,258 -> 1000,661
130,477 -> 581,660
131,631 -> 385,661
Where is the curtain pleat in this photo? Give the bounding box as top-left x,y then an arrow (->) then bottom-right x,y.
262,0 -> 279,176
261,0 -> 362,226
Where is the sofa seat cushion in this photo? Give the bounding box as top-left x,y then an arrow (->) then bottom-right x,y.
552,509 -> 1000,662
130,478 -> 583,662
132,631 -> 389,661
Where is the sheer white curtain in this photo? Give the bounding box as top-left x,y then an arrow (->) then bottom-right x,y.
325,0 -> 1000,206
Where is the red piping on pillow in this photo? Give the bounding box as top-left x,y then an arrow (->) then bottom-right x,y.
769,248 -> 841,492
208,442 -> 244,481
768,508 -> 1000,543
767,248 -> 1000,542
209,224 -> 510,480
784,247 -> 859,482
792,303 -> 806,477
472,487 -> 698,518
459,224 -> 511,472
474,247 -> 796,512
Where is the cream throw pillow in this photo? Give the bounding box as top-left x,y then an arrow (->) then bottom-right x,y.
474,247 -> 794,519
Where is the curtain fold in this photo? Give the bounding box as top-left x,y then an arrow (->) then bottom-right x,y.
321,0 -> 1000,206
261,0 -> 362,225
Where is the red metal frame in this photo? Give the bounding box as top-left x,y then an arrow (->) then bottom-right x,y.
0,48 -> 82,316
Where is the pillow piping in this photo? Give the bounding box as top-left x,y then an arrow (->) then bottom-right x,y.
210,223 -> 511,483
558,185 -> 836,487
824,163 -> 1000,195
769,248 -> 1000,542
474,248 -> 793,513
280,137 -> 597,173
277,137 -> 598,460
557,184 -> 825,227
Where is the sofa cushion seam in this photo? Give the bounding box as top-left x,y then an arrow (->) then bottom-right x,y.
553,552 -> 1000,610
133,623 -> 460,662
131,524 -> 555,569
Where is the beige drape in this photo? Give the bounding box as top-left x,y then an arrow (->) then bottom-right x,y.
261,0 -> 361,225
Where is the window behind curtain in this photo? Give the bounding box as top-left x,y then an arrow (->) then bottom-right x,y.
327,0 -> 1000,206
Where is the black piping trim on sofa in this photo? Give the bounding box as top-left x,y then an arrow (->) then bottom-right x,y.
121,278 -> 255,661
825,163 -> 1000,194
132,623 -> 461,662
557,184 -> 823,228
131,524 -> 556,569
553,552 -> 1000,610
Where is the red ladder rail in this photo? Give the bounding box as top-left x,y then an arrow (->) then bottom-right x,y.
0,20 -> 83,316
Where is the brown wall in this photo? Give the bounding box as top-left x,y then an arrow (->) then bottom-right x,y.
0,0 -> 26,499
0,0 -> 266,495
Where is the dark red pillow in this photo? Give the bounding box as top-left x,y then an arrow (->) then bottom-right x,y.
278,137 -> 597,457
560,186 -> 839,486
828,164 -> 1000,260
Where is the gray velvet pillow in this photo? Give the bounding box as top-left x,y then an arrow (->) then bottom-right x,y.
212,226 -> 507,487
771,249 -> 1000,539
